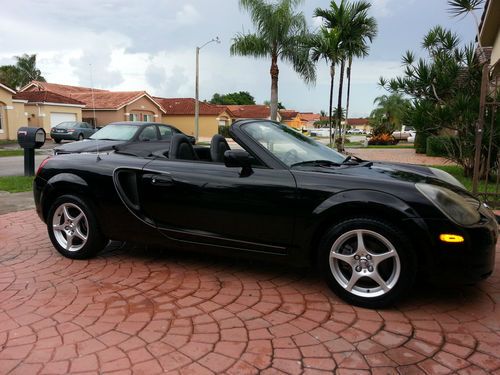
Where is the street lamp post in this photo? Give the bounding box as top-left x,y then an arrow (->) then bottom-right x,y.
195,36 -> 220,141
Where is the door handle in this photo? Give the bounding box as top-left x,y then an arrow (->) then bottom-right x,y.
151,174 -> 174,186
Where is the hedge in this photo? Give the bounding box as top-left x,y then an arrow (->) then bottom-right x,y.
426,135 -> 454,157
218,125 -> 231,138
414,132 -> 429,154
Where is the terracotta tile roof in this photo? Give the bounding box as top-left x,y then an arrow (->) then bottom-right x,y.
154,97 -> 223,115
225,105 -> 271,119
279,110 -> 299,120
13,90 -> 85,106
66,91 -> 151,110
347,118 -> 369,126
299,112 -> 321,122
22,81 -> 109,96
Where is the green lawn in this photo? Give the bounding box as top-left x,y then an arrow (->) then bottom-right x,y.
431,165 -> 497,193
0,150 -> 25,157
0,176 -> 34,193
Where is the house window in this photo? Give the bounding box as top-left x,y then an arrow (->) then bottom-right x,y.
129,113 -> 139,121
144,114 -> 153,122
0,105 -> 4,133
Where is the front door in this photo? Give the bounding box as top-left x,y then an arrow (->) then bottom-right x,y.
137,160 -> 297,254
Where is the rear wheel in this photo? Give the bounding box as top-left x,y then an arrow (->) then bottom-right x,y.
47,195 -> 107,259
319,217 -> 417,308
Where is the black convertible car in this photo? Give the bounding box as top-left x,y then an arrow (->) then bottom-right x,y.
34,120 -> 498,308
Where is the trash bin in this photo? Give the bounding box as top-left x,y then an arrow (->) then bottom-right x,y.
17,127 -> 46,176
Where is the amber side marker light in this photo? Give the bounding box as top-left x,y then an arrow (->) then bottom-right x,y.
439,234 -> 465,243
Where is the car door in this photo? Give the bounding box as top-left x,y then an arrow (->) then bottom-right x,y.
135,159 -> 297,254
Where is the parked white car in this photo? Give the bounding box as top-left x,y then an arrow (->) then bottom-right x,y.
392,126 -> 416,141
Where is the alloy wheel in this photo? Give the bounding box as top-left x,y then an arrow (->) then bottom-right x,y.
52,203 -> 89,252
329,229 -> 401,298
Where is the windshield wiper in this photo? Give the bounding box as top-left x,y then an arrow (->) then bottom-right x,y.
290,160 -> 341,168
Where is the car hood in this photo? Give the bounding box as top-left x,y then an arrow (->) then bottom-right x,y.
299,160 -> 465,192
54,140 -> 125,154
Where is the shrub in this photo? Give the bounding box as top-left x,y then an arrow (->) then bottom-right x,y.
426,135 -> 454,157
368,133 -> 397,145
218,125 -> 230,138
414,132 -> 429,154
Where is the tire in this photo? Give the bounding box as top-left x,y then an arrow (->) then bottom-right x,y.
47,194 -> 107,259
319,217 -> 417,309
54,138 -> 61,144
78,134 -> 84,141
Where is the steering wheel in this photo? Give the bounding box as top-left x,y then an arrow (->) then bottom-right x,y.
283,149 -> 299,165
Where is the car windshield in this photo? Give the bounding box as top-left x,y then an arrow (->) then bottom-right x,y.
56,122 -> 79,129
90,124 -> 139,141
242,121 -> 346,167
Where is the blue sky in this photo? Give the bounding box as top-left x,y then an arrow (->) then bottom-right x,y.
0,0 -> 481,117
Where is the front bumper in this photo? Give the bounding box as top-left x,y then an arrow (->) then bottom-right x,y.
423,209 -> 497,284
33,176 -> 47,222
50,133 -> 78,141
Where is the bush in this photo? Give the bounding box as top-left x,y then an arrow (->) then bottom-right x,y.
426,135 -> 454,157
368,133 -> 397,145
218,125 -> 230,138
414,132 -> 429,154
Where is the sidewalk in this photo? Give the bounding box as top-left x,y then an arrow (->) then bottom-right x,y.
0,191 -> 35,215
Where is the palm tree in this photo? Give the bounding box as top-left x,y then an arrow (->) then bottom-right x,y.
231,0 -> 315,120
315,1 -> 377,149
15,54 -> 46,88
310,26 -> 341,142
342,2 -> 377,147
371,93 -> 410,129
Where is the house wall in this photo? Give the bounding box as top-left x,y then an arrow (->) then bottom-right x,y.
83,109 -> 125,127
492,30 -> 500,75
162,114 -> 219,138
125,96 -> 162,122
0,88 -> 15,140
6,102 -> 29,140
25,104 -> 82,136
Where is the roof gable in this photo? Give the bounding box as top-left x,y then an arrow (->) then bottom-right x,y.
13,90 -> 86,106
0,82 -> 16,95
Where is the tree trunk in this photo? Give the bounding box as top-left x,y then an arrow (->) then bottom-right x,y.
334,59 -> 345,149
328,63 -> 335,146
270,54 -> 279,121
342,58 -> 353,150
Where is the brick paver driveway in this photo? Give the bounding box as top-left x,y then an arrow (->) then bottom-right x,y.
1,210 -> 499,374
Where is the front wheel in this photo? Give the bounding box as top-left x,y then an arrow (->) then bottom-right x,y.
319,217 -> 417,309
47,195 -> 107,259
54,138 -> 61,144
78,134 -> 84,141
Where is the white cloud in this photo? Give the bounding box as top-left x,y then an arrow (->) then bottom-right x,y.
175,4 -> 201,25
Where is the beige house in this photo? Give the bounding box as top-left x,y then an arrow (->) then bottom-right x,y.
154,97 -> 222,138
12,91 -> 85,136
480,0 -> 500,76
0,83 -> 85,140
22,81 -> 165,127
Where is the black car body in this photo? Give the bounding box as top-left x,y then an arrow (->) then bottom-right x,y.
34,120 -> 498,308
50,121 -> 96,143
53,121 -> 194,155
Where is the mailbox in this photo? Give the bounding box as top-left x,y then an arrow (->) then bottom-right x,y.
17,127 -> 46,176
17,127 -> 46,149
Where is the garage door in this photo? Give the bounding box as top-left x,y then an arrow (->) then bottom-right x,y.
50,113 -> 76,128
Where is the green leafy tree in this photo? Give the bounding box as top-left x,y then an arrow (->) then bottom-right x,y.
231,0 -> 315,121
370,93 -> 410,131
380,26 -> 498,176
0,54 -> 45,90
210,91 -> 256,105
0,65 -> 19,89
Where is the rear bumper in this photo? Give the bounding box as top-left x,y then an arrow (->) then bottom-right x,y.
422,213 -> 497,284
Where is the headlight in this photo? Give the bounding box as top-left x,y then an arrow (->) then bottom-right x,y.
416,183 -> 480,226
429,167 -> 465,189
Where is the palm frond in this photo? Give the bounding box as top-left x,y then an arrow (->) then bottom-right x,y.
447,0 -> 484,17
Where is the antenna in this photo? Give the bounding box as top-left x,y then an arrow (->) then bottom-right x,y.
89,64 -> 101,161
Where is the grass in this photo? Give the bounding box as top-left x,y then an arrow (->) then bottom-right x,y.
431,165 -> 497,194
0,176 -> 34,193
0,150 -> 25,157
0,140 -> 18,146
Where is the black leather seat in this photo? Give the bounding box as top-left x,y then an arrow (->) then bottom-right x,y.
210,134 -> 230,162
169,134 -> 198,160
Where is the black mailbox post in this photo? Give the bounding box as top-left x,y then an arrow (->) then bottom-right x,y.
17,127 -> 46,176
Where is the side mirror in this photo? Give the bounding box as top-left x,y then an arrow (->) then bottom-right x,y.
224,150 -> 253,176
